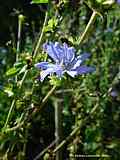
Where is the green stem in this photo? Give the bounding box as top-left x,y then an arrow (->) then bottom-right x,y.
53,125 -> 81,154
34,139 -> 57,160
32,11 -> 48,59
32,86 -> 57,117
54,100 -> 63,160
18,70 -> 28,89
3,71 -> 28,129
4,99 -> 16,128
79,10 -> 98,44
4,15 -> 24,129
5,122 -> 24,132
16,15 -> 23,83
3,11 -> 48,129
53,103 -> 99,154
41,86 -> 56,107
16,15 -> 23,62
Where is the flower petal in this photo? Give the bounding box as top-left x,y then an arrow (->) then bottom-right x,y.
40,68 -> 54,82
117,0 -> 120,4
43,42 -> 76,65
78,53 -> 90,61
40,64 -> 63,81
67,47 -> 75,62
35,62 -> 49,70
35,62 -> 56,70
54,42 -> 65,62
110,90 -> 118,97
63,43 -> 75,64
66,71 -> 77,77
74,66 -> 95,75
43,42 -> 62,62
72,53 -> 90,69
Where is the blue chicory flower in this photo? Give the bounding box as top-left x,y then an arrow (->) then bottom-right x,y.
110,90 -> 118,98
35,42 -> 95,82
117,0 -> 120,4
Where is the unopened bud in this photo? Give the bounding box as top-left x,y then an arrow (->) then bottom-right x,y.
18,14 -> 24,22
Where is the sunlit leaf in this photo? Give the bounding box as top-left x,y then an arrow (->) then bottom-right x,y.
6,67 -> 20,76
32,0 -> 48,4
4,88 -> 14,97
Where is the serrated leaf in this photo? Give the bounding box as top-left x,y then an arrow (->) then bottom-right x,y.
32,0 -> 48,4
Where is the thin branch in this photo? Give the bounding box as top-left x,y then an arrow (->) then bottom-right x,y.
32,11 -> 48,59
31,85 -> 57,117
5,122 -> 24,132
4,99 -> 16,128
33,139 -> 58,160
78,10 -> 98,44
53,103 -> 99,154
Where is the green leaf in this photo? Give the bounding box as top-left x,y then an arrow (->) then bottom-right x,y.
32,0 -> 48,4
14,62 -> 23,68
4,88 -> 14,97
6,67 -> 20,76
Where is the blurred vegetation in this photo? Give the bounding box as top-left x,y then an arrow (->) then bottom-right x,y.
0,0 -> 120,159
